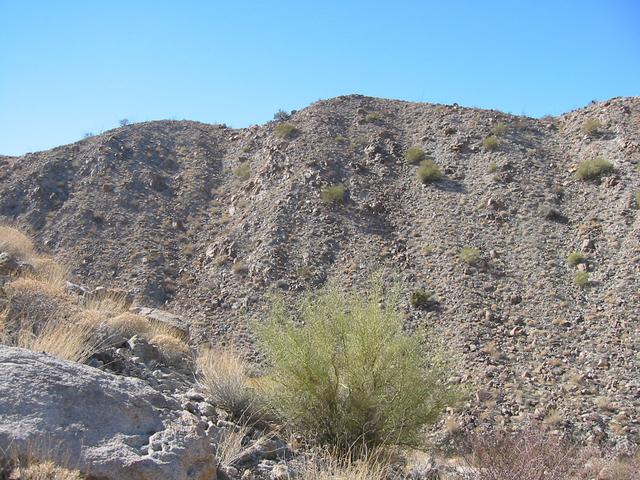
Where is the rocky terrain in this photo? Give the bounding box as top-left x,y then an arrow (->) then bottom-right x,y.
1,95 -> 639,475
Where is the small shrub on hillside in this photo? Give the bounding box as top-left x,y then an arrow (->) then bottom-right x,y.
234,164 -> 251,181
118,118 -> 130,127
275,123 -> 299,139
197,346 -> 258,420
574,271 -> 589,288
335,134 -> 348,144
575,157 -> 614,180
583,118 -> 602,136
320,184 -> 346,204
459,247 -> 481,265
635,191 -> 640,207
410,290 -> 434,309
566,251 -> 585,266
405,147 -> 426,165
256,279 -> 457,453
0,225 -> 35,260
273,109 -> 290,121
365,112 -> 382,123
487,161 -> 498,174
417,160 -> 443,184
491,123 -> 507,136
483,135 -> 499,151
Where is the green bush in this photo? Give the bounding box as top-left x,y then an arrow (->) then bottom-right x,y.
566,251 -> 585,266
487,161 -> 498,174
275,123 -> 299,139
405,147 -> 426,165
635,191 -> 640,208
483,136 -> 499,151
575,157 -> 614,180
335,134 -> 349,144
459,247 -> 481,265
234,164 -> 251,180
491,123 -> 507,136
320,184 -> 346,204
574,271 -> 589,288
256,280 -> 457,452
583,118 -> 602,136
417,160 -> 443,184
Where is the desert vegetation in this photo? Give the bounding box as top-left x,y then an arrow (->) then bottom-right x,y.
405,146 -> 426,164
320,184 -> 346,204
575,157 -> 614,180
483,135 -> 499,151
274,122 -> 299,139
417,159 -> 443,183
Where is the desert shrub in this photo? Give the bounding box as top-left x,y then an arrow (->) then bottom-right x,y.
335,134 -> 348,144
483,135 -> 499,151
405,147 -> 426,165
365,112 -> 382,123
574,271 -> 589,287
487,161 -> 498,174
275,123 -> 299,139
410,290 -> 434,309
197,347 -> 258,420
118,118 -> 130,127
256,279 -> 457,453
417,160 -> 442,184
575,157 -> 614,180
459,247 -> 481,265
635,191 -> 640,207
491,123 -> 507,136
583,118 -> 602,136
234,164 -> 251,181
566,251 -> 585,266
320,184 -> 346,204
273,109 -> 290,121
232,262 -> 249,276
464,427 -> 578,480
539,205 -> 566,223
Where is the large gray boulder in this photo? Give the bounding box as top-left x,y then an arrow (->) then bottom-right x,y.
0,345 -> 217,480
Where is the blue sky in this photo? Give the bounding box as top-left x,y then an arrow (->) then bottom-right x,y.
1,1 -> 638,156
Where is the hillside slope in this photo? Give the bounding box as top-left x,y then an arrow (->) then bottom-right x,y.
2,95 -> 639,449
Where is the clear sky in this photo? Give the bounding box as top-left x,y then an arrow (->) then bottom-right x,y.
1,0 -> 638,156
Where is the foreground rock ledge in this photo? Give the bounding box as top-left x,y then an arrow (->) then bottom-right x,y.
0,345 -> 217,480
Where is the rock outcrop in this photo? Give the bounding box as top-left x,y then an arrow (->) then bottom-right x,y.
0,345 -> 217,480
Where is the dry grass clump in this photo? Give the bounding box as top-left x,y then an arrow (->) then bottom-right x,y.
17,317 -> 103,364
107,312 -> 155,338
464,427 -> 578,480
299,450 -> 389,480
2,277 -> 68,334
574,271 -> 589,288
320,184 -> 346,204
405,147 -> 426,165
149,333 -> 190,365
566,251 -> 585,266
582,118 -> 602,136
82,290 -> 131,316
459,247 -> 481,265
575,157 -> 614,180
576,451 -> 640,480
483,135 -> 499,151
211,425 -> 251,468
274,123 -> 299,139
196,346 -> 258,419
0,225 -> 35,260
8,460 -> 83,480
417,160 -> 443,184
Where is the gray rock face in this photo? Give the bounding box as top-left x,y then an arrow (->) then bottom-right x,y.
0,345 -> 217,480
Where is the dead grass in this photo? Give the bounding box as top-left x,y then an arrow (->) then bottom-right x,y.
464,427 -> 577,480
107,312 -> 155,337
149,333 -> 190,365
299,449 -> 390,480
212,425 -> 250,467
196,346 -> 258,419
9,460 -> 83,479
17,317 -> 103,364
0,438 -> 83,480
0,225 -> 35,260
82,290 -> 131,316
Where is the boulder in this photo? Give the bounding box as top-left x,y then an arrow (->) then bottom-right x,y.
0,345 -> 217,480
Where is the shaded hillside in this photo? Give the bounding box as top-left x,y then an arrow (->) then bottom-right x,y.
2,95 -> 639,448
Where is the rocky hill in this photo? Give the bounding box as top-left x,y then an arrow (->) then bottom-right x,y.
1,95 -> 639,452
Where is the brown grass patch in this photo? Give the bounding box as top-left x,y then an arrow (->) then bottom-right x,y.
149,333 -> 190,365
0,225 -> 35,261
